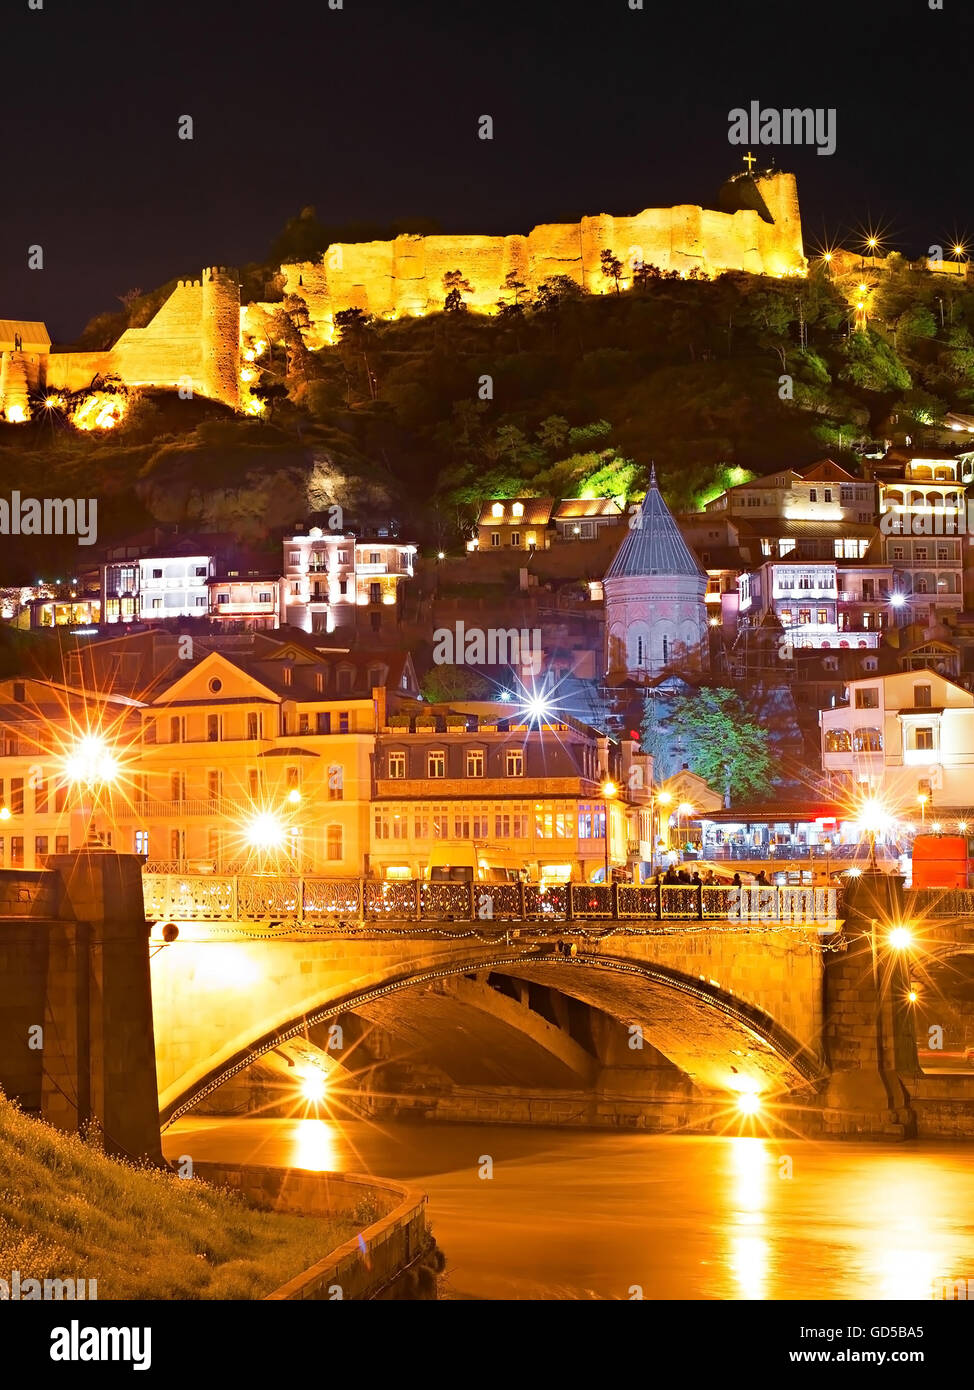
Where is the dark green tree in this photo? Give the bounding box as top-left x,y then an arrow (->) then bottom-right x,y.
600,249 -> 624,293
663,687 -> 774,807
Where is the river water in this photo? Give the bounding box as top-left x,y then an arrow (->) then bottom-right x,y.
163,1117 -> 974,1300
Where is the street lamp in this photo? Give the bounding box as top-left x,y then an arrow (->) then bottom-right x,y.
917,793 -> 928,824
654,789 -> 673,870
601,779 -> 617,884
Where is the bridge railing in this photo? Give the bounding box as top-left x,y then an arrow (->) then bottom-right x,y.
142,874 -> 841,927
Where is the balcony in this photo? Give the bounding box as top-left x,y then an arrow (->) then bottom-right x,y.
124,796 -> 244,819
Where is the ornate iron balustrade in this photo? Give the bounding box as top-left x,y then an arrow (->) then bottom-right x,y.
141,874 -> 842,927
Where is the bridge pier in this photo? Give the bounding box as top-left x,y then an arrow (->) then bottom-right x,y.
0,852 -> 163,1164
823,873 -> 916,1139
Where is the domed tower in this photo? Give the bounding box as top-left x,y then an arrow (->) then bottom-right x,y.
201,266 -> 241,409
0,352 -> 30,422
603,467 -> 709,681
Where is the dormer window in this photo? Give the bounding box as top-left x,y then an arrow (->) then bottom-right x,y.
491,503 -> 504,518
282,665 -> 292,687
512,502 -> 524,517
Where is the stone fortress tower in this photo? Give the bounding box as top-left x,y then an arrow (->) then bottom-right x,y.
603,466 -> 710,681
201,267 -> 242,409
0,320 -> 50,422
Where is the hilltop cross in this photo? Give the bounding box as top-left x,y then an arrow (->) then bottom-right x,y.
743,151 -> 756,173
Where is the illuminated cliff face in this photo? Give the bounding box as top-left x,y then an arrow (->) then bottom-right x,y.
282,172 -> 806,345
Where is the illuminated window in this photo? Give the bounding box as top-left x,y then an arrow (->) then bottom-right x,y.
491,503 -> 504,518
512,502 -> 524,517
326,825 -> 343,861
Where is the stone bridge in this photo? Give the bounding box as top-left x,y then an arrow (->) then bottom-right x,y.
2,856 -> 973,1159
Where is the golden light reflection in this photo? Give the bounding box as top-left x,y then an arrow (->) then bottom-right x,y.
291,1117 -> 340,1172
730,1233 -> 770,1300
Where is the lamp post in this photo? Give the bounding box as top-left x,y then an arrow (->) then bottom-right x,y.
601,778 -> 617,884
654,789 -> 673,871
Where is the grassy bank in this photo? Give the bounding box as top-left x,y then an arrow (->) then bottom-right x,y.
0,1096 -> 359,1299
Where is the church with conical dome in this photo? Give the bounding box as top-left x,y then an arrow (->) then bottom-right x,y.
603,467 -> 710,681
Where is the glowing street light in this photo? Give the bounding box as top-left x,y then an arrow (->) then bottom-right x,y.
0,806 -> 10,821
246,811 -> 287,851
286,788 -> 302,805
736,1092 -> 762,1116
521,691 -> 554,724
888,926 -> 913,951
855,795 -> 891,870
917,793 -> 928,824
300,1068 -> 327,1104
601,778 -> 617,883
63,733 -> 119,788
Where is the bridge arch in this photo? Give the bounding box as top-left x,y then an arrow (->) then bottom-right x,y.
158,947 -> 824,1128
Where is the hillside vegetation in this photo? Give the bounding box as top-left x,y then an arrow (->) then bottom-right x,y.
4,251 -> 974,581
0,1094 -> 356,1299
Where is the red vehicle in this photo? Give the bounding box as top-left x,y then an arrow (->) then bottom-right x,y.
911,834 -> 973,889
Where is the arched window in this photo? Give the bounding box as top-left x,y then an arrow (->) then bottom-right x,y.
825,728 -> 851,752
662,635 -> 669,663
853,727 -> 882,752
326,825 -> 343,861
636,635 -> 645,666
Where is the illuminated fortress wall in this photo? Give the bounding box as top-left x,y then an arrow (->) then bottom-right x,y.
283,173 -> 805,345
48,269 -> 241,409
39,174 -> 803,404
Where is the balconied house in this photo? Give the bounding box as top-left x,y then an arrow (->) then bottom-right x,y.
869,448 -> 968,621
100,531 -> 235,624
819,669 -> 974,810
282,525 -> 416,636
371,704 -> 648,883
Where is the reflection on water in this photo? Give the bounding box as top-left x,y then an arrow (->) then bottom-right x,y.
291,1117 -> 340,1172
165,1118 -> 974,1301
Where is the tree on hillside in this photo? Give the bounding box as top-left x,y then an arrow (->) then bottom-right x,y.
443,269 -> 475,312
536,414 -> 570,454
600,249 -> 624,293
420,665 -> 491,703
660,687 -> 774,807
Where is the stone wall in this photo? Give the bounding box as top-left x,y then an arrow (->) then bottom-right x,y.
190,1163 -> 435,1300
282,172 -> 806,340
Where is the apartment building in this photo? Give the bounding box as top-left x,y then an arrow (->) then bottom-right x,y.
371,708 -> 646,882
870,448 -> 968,620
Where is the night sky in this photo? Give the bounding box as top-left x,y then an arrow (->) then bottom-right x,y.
4,0 -> 972,343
